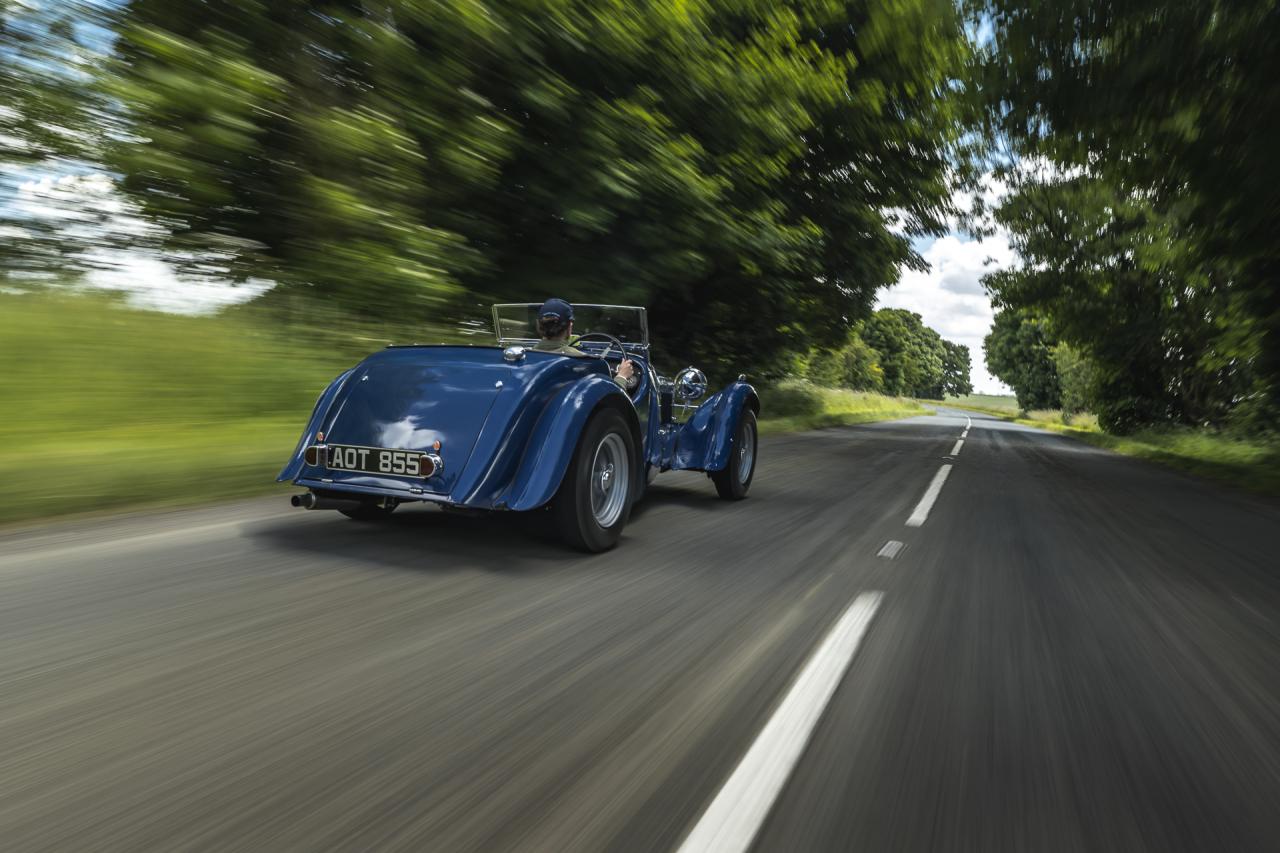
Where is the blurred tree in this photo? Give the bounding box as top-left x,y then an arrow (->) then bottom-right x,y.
984,175 -> 1252,432
0,0 -> 117,283
107,0 -> 974,377
1052,344 -> 1095,420
983,308 -> 1060,412
807,328 -> 885,392
970,0 -> 1280,423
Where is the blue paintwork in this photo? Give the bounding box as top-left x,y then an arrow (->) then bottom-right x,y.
669,381 -> 761,472
280,342 -> 758,510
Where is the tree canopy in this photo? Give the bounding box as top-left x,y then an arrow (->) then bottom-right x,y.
101,0 -> 974,378
970,0 -> 1280,432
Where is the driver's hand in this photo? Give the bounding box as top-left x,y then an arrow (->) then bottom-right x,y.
617,359 -> 636,380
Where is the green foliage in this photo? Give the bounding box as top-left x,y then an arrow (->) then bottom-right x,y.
861,308 -> 948,397
939,340 -> 973,397
970,0 -> 1280,431
105,0 -> 974,378
806,330 -> 885,392
1052,344 -> 1096,420
983,309 -> 1060,412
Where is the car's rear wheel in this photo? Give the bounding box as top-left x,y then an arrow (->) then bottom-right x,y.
340,501 -> 398,521
552,408 -> 636,552
712,408 -> 757,500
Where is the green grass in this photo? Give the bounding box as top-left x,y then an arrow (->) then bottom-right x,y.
1,297 -> 928,526
758,380 -> 928,434
0,294 -> 401,525
933,395 -> 1280,495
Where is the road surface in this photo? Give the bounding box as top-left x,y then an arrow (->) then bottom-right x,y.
2,408 -> 1278,851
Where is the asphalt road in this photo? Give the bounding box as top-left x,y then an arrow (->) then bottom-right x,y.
2,408 -> 1279,852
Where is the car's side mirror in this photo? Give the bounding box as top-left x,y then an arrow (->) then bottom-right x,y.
675,367 -> 707,403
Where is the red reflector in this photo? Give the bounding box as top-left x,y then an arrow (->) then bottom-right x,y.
420,455 -> 436,478
304,446 -> 322,466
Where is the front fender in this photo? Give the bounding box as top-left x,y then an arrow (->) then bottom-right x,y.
671,381 -> 759,472
504,375 -> 638,511
276,368 -> 356,482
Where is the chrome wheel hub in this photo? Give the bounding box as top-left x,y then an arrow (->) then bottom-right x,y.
590,433 -> 630,528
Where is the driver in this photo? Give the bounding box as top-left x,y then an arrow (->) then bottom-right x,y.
533,298 -> 636,387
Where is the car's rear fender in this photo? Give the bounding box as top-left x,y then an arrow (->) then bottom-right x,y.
495,376 -> 641,511
669,381 -> 759,472
276,368 -> 356,483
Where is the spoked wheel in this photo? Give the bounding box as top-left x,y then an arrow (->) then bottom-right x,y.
552,408 -> 636,552
340,500 -> 398,521
712,408 -> 757,500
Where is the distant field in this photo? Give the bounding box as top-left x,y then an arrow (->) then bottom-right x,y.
938,393 -> 1020,415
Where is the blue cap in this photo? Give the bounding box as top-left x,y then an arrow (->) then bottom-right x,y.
538,298 -> 574,323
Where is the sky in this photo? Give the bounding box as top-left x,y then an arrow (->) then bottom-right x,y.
876,230 -> 1014,395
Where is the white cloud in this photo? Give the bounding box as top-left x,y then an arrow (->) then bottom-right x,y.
878,231 -> 1016,394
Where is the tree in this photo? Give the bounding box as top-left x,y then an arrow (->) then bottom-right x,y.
1052,344 -> 1095,420
940,340 -> 973,397
983,308 -> 1060,412
970,0 -> 1280,421
0,1 -> 118,284
106,0 -> 974,378
862,308 -> 946,397
807,330 -> 884,392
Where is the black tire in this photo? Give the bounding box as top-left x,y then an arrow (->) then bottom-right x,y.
340,501 -> 397,521
551,408 -> 636,552
712,408 -> 757,500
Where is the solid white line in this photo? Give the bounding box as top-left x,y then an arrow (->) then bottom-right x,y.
876,540 -> 904,559
905,464 -> 952,528
950,438 -> 964,456
965,415 -> 972,429
677,593 -> 883,853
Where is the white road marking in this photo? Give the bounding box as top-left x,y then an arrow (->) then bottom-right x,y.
950,438 -> 964,456
876,540 -> 904,559
965,415 -> 972,429
677,592 -> 884,853
961,428 -> 969,439
905,464 -> 952,528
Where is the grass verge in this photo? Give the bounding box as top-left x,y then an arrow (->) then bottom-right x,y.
758,381 -> 928,435
933,396 -> 1280,496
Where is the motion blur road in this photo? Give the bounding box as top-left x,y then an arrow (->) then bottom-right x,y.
2,408 -> 1279,852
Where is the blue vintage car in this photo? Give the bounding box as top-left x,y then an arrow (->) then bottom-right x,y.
279,304 -> 759,550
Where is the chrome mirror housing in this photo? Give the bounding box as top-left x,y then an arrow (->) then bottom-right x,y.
674,367 -> 707,403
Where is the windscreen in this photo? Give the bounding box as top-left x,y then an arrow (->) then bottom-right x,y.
492,304 -> 648,348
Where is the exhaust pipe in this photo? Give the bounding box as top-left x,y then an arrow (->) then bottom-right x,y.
291,493 -> 363,512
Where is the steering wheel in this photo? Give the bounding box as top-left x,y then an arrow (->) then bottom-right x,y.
575,332 -> 637,390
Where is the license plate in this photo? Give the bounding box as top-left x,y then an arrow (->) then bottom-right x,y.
325,444 -> 429,477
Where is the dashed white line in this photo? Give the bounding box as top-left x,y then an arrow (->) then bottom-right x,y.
876,540 -> 905,559
905,464 -> 952,528
950,438 -> 964,457
965,415 -> 972,429
676,592 -> 884,853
